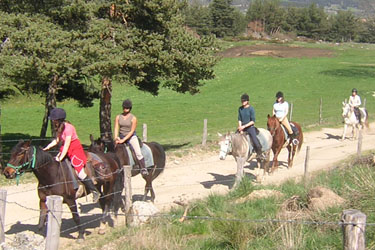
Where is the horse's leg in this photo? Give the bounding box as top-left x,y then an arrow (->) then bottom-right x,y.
287,144 -> 296,168
342,123 -> 347,140
38,199 -> 48,232
271,147 -> 282,174
235,156 -> 245,187
99,183 -> 112,235
255,158 -> 263,183
263,150 -> 271,175
66,199 -> 84,240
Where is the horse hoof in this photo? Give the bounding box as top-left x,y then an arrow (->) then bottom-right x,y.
76,237 -> 84,243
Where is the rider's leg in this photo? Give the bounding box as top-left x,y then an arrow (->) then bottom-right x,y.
129,136 -> 148,176
77,168 -> 100,203
247,126 -> 262,155
280,117 -> 299,145
280,117 -> 293,136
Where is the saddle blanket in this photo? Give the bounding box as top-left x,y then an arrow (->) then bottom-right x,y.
126,143 -> 154,168
281,123 -> 298,139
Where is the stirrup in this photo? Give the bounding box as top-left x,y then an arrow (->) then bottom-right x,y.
292,139 -> 299,145
92,190 -> 100,203
141,168 -> 149,176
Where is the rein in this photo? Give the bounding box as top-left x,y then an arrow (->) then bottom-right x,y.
6,146 -> 36,185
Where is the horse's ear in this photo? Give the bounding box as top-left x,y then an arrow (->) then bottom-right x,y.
89,134 -> 94,143
267,114 -> 270,118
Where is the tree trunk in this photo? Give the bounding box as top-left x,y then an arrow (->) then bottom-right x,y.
99,77 -> 112,141
40,75 -> 58,138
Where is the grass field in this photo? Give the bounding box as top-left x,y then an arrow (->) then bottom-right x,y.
75,154 -> 375,250
1,41 -> 375,153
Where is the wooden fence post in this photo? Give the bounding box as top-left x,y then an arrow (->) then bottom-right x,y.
45,195 -> 63,250
289,102 -> 293,121
319,97 -> 323,124
202,119 -> 207,146
357,130 -> 362,157
143,123 -> 147,142
304,146 -> 310,187
0,104 -> 3,168
0,190 -> 7,244
342,209 -> 366,250
123,165 -> 132,226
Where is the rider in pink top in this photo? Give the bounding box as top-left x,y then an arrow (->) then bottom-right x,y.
43,108 -> 99,202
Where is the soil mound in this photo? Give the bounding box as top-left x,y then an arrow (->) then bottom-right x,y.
218,44 -> 333,58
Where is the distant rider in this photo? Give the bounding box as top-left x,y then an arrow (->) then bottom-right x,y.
238,93 -> 263,157
349,88 -> 362,124
273,91 -> 298,145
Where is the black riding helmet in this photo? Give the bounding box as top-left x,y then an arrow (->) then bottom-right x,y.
352,88 -> 357,93
122,99 -> 132,109
241,93 -> 249,102
276,91 -> 284,99
48,108 -> 66,120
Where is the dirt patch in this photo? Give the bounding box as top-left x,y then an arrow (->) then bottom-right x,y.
234,189 -> 283,204
218,44 -> 334,58
307,186 -> 345,211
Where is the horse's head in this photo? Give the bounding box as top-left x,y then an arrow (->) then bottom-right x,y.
89,134 -> 106,153
267,114 -> 280,136
342,101 -> 351,118
218,132 -> 232,160
4,140 -> 34,179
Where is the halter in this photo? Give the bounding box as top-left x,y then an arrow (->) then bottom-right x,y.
6,146 -> 36,185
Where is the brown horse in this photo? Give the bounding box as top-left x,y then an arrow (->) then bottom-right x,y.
3,140 -> 122,239
90,137 -> 166,202
267,115 -> 303,173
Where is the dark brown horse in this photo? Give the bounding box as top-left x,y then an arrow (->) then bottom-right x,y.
267,115 -> 303,173
90,137 -> 166,202
3,140 -> 122,239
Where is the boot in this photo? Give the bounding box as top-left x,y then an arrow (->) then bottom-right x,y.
139,158 -> 148,176
82,176 -> 100,203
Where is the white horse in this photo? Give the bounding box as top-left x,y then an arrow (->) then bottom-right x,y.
341,101 -> 368,140
218,128 -> 273,185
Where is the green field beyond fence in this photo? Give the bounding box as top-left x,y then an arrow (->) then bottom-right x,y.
1,41 -> 375,152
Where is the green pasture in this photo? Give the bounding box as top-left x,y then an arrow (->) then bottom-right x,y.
1,41 -> 375,153
75,153 -> 375,250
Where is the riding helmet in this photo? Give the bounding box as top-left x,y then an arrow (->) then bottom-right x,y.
276,91 -> 284,98
241,93 -> 249,102
352,88 -> 357,93
48,108 -> 66,120
122,99 -> 132,109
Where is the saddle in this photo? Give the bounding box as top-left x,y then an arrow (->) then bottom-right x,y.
280,123 -> 299,139
122,142 -> 154,169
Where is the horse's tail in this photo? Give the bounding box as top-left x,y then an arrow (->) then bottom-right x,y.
364,109 -> 369,129
297,131 -> 303,153
149,142 -> 166,179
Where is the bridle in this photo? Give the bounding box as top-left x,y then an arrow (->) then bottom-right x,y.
6,146 -> 36,185
268,118 -> 280,137
219,135 -> 232,158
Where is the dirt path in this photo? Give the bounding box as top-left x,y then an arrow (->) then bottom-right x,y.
1,124 -> 374,248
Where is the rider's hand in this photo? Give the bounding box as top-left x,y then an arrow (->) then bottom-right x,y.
55,156 -> 61,162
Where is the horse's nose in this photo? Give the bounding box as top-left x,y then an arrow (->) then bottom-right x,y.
3,169 -> 15,179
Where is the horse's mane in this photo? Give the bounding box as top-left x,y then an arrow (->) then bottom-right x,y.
35,147 -> 55,167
